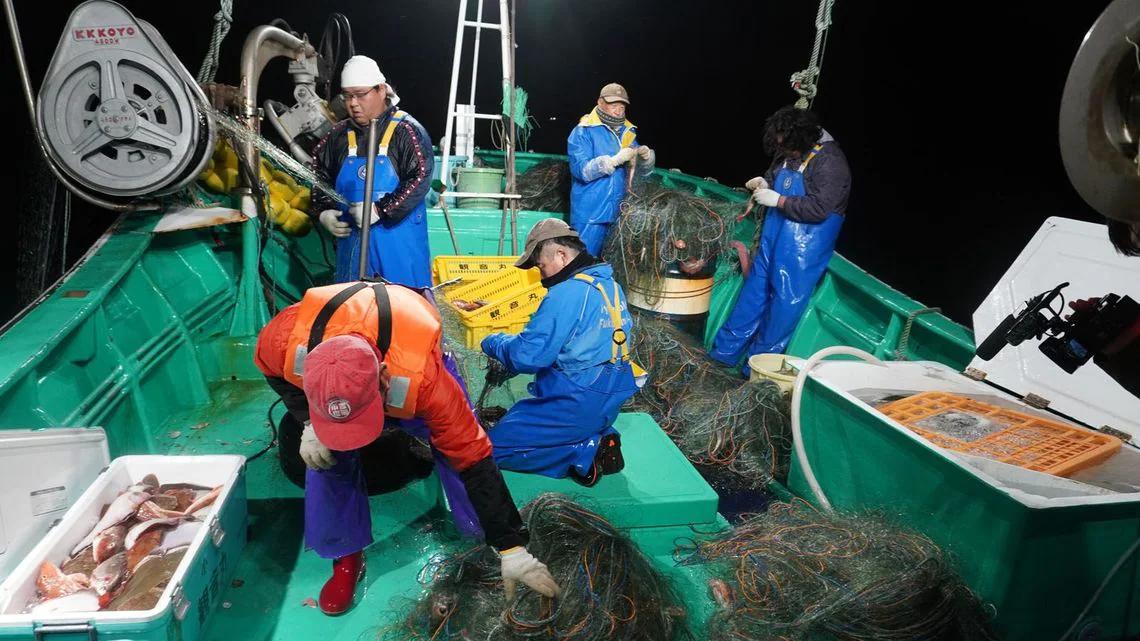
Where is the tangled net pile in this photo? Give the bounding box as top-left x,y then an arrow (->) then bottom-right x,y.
517,160 -> 572,213
602,183 -> 743,306
676,500 -> 997,641
630,314 -> 792,487
387,493 -> 688,641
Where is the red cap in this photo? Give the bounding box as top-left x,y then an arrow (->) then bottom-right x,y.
302,335 -> 386,451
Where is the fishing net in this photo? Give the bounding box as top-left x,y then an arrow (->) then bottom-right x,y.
386,493 -> 688,641
516,160 -> 571,213
435,291 -> 517,427
602,183 -> 744,308
630,313 -> 792,487
676,500 -> 997,641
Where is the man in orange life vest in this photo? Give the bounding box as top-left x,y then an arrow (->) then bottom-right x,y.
255,281 -> 559,615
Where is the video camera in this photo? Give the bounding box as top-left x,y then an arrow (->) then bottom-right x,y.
975,282 -> 1139,373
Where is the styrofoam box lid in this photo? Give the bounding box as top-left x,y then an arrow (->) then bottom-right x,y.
0,429 -> 109,585
0,454 -> 244,625
970,217 -> 1140,439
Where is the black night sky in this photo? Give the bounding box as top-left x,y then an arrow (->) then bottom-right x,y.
0,0 -> 1115,327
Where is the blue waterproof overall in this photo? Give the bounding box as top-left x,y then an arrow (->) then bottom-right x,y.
302,290 -> 482,558
709,145 -> 844,372
333,112 -> 432,287
567,111 -> 640,255
483,266 -> 639,478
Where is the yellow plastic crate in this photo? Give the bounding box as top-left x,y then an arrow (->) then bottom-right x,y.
431,255 -> 519,287
443,267 -> 547,347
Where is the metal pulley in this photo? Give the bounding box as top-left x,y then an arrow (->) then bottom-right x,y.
1059,0 -> 1140,226
35,0 -> 214,199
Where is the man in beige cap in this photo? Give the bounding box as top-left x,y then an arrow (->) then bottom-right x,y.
567,83 -> 656,256
480,218 -> 638,486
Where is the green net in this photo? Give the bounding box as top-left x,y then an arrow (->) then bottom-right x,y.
384,493 -> 689,640
603,183 -> 745,308
630,314 -> 792,487
676,500 -> 997,641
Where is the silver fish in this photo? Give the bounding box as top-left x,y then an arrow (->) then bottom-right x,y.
91,552 -> 127,597
29,589 -> 100,615
156,520 -> 202,553
70,490 -> 151,556
124,517 -> 186,550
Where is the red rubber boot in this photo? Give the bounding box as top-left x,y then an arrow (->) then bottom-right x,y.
319,551 -> 365,615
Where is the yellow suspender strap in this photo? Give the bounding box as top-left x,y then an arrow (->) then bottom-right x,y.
573,274 -> 630,363
620,126 -> 637,149
379,111 -> 406,150
346,112 -> 406,157
797,144 -> 825,172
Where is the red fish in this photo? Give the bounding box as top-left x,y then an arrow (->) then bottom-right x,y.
161,489 -> 197,512
126,529 -> 164,571
93,524 -> 127,563
708,578 -> 734,611
36,562 -> 90,599
136,501 -> 185,522
91,552 -> 127,598
184,486 -> 222,515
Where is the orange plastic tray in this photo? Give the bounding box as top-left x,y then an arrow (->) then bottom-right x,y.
877,391 -> 1121,477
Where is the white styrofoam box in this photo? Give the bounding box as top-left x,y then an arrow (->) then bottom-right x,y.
0,454 -> 244,625
0,429 -> 109,584
971,216 -> 1140,438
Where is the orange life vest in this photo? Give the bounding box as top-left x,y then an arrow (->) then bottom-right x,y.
281,282 -> 442,419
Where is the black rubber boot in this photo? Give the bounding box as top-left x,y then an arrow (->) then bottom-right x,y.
596,433 -> 625,475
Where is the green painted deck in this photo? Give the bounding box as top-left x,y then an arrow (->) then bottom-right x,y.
153,391 -> 723,641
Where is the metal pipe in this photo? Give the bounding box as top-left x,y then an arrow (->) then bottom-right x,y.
2,0 -> 152,212
469,0 -> 484,107
358,118 -> 380,280
441,0 -> 470,182
238,26 -> 316,183
263,99 -> 314,164
507,0 -> 518,253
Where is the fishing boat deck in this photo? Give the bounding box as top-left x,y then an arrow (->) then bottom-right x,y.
154,381 -> 722,640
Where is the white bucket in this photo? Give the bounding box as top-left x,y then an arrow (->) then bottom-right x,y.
748,353 -> 797,394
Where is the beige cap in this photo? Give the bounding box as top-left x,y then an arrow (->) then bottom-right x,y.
515,218 -> 580,268
598,82 -> 630,105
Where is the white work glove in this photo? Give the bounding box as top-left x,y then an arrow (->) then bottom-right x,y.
744,176 -> 768,191
347,201 -> 380,228
752,188 -> 782,208
636,145 -> 653,161
299,421 -> 336,470
500,547 -> 560,601
319,210 -> 351,239
611,147 -> 637,166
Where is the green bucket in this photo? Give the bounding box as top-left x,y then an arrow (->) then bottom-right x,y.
455,167 -> 504,209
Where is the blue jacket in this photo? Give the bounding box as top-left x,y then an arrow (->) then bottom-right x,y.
567,109 -> 655,227
482,263 -> 633,381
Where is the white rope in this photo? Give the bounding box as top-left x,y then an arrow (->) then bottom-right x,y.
790,0 -> 835,109
196,0 -> 234,84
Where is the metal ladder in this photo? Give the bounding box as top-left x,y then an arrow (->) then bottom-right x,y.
439,0 -> 522,253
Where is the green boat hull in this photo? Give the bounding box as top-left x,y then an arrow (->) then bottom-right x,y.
0,151 -> 975,640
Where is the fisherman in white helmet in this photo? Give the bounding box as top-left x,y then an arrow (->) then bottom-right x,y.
310,55 -> 435,287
